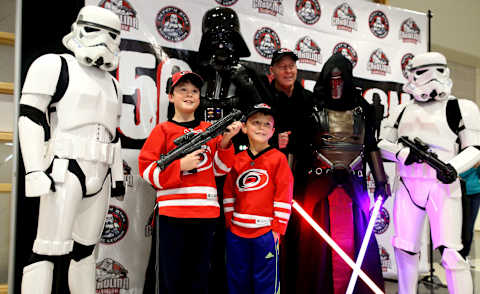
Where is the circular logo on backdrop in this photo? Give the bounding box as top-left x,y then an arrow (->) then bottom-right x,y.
236,169 -> 269,192
369,10 -> 389,38
333,42 -> 358,68
294,36 -> 322,65
367,48 -> 391,75
401,53 -> 415,79
295,0 -> 321,25
215,0 -> 239,6
253,27 -> 281,59
372,206 -> 390,234
399,18 -> 421,44
155,6 -> 190,42
101,206 -> 129,244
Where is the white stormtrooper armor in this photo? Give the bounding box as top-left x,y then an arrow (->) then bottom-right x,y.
18,6 -> 123,294
378,52 -> 480,294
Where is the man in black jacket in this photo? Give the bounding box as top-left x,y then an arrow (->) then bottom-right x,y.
268,48 -> 313,158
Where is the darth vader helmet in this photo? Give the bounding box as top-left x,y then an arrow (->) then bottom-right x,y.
63,6 -> 121,71
403,52 -> 452,102
198,7 -> 250,70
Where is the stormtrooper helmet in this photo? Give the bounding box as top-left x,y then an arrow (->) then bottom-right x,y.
403,52 -> 452,102
63,6 -> 121,71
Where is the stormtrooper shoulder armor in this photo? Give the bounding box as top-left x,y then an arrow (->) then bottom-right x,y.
379,103 -> 408,142
458,98 -> 480,132
22,54 -> 65,96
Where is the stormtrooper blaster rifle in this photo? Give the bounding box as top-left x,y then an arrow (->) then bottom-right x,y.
156,109 -> 243,170
398,136 -> 457,184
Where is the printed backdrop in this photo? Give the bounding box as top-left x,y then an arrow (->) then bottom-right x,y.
84,0 -> 431,292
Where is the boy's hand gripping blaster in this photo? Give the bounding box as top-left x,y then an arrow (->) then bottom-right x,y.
157,109 -> 243,170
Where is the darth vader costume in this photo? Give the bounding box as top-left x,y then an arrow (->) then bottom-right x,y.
197,7 -> 269,127
287,53 -> 387,294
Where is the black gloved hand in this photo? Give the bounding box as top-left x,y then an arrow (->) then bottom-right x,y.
374,182 -> 391,204
111,180 -> 126,198
230,65 -> 253,89
404,149 -> 422,166
436,163 -> 458,184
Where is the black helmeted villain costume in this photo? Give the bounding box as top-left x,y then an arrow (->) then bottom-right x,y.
287,53 -> 388,294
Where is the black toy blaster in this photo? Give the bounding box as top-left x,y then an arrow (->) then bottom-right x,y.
398,136 -> 457,184
156,109 -> 243,170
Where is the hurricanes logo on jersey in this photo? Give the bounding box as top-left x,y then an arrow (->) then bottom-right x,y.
369,10 -> 389,38
155,6 -> 190,42
96,258 -> 130,293
367,48 -> 391,76
333,42 -> 358,68
331,2 -> 357,32
254,27 -> 281,59
99,0 -> 138,31
252,0 -> 284,16
399,18 -> 421,44
295,0 -> 321,25
401,53 -> 415,79
294,36 -> 322,65
237,169 -> 269,192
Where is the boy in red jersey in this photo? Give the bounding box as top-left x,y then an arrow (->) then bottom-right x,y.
223,103 -> 293,294
138,70 -> 242,294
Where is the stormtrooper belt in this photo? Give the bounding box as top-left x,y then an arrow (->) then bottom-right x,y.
50,134 -> 115,165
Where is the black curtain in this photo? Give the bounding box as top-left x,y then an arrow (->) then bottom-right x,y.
14,1 -> 85,293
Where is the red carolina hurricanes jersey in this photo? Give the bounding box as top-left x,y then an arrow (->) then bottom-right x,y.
138,120 -> 235,219
223,147 -> 293,238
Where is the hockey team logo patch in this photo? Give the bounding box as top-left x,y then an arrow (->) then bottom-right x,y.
294,36 -> 322,65
399,18 -> 421,44
367,49 -> 391,76
215,0 -> 239,6
96,258 -> 130,293
101,206 -> 129,244
254,27 -> 281,59
237,169 -> 269,192
379,246 -> 392,272
333,42 -> 358,68
295,0 -> 321,25
372,206 -> 390,234
368,10 -> 389,38
331,2 -> 357,32
401,53 -> 414,79
252,0 -> 284,16
155,6 -> 190,42
99,0 -> 138,31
